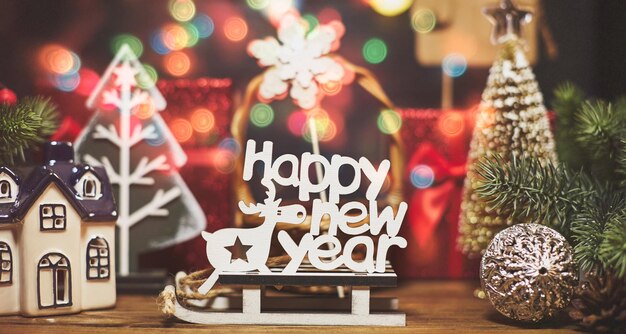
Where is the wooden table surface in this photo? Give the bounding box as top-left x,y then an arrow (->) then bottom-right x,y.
0,281 -> 579,334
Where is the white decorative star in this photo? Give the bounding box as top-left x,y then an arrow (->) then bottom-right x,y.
248,14 -> 345,110
113,61 -> 138,88
483,0 -> 532,45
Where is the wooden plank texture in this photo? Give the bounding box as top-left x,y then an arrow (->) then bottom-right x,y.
218,262 -> 397,287
0,281 -> 578,333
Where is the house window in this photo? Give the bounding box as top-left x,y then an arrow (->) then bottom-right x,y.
38,253 -> 72,309
83,179 -> 97,198
0,180 -> 10,199
86,237 -> 110,280
0,242 -> 11,284
75,173 -> 101,200
40,204 -> 66,231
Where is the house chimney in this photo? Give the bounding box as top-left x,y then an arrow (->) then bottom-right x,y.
44,141 -> 74,164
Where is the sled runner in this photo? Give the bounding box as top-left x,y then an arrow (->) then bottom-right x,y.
169,261 -> 405,326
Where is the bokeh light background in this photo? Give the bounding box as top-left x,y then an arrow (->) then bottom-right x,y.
0,0 -> 616,187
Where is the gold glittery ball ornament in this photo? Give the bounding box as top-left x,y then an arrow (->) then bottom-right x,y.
480,223 -> 579,322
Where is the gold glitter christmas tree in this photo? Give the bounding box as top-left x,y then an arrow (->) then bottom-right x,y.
457,0 -> 557,256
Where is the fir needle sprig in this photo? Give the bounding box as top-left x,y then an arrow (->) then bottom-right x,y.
0,97 -> 59,165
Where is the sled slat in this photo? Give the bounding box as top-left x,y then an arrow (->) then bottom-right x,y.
218,261 -> 397,287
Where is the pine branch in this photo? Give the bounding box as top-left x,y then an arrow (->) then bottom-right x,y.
474,154 -> 591,236
553,82 -> 585,118
618,138 -> 626,187
599,208 -> 626,279
612,95 -> 626,117
24,96 -> 59,137
476,153 -> 626,278
552,82 -> 586,169
572,188 -> 626,279
575,100 -> 625,181
0,97 -> 58,165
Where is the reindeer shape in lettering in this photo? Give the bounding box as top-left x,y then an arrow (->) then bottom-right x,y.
198,177 -> 306,294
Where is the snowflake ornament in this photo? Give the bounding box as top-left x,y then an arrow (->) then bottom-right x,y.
248,15 -> 345,110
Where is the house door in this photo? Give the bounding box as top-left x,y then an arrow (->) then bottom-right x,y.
38,253 -> 72,309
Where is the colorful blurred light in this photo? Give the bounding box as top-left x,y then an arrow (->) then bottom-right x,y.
250,103 -> 275,128
321,81 -> 342,96
218,137 -> 241,156
442,53 -> 467,78
164,51 -> 191,76
171,118 -> 194,142
363,38 -> 388,64
136,64 -> 158,89
412,8 -> 437,33
438,112 -> 465,137
302,108 -> 336,142
192,14 -> 214,38
370,0 -> 413,17
191,108 -> 215,133
410,165 -> 435,189
150,30 -> 170,55
214,150 -> 236,174
169,0 -> 196,22
247,0 -> 270,10
224,17 -> 248,42
302,13 -> 319,34
75,68 -> 100,96
111,34 -> 144,57
53,72 -> 81,92
146,126 -> 166,146
266,0 -> 296,26
39,44 -> 79,75
67,52 -> 81,75
183,23 -> 200,47
162,23 -> 190,51
287,110 -> 308,137
133,100 -> 156,120
377,109 -> 402,134
317,7 -> 341,23
304,119 -> 337,142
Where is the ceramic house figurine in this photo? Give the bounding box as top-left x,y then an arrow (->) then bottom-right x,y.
0,142 -> 117,317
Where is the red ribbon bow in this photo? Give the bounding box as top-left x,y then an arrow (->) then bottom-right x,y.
405,141 -> 467,248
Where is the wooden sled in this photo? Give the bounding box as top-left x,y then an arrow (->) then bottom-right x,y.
170,262 -> 406,326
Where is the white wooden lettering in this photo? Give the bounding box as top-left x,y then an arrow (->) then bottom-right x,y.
200,140 -> 408,294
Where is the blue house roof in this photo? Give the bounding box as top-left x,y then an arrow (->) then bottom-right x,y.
0,142 -> 117,224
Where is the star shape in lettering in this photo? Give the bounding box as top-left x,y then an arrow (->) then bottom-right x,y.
113,61 -> 138,88
483,0 -> 532,45
225,236 -> 253,263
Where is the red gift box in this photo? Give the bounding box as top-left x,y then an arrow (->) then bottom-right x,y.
395,108 -> 556,279
139,78 -> 234,273
395,108 -> 481,279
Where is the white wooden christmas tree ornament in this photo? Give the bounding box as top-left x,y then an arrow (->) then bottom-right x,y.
167,140 -> 408,326
74,44 -> 206,276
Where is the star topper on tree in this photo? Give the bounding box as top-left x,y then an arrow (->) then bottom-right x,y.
74,44 -> 206,276
483,0 -> 533,44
